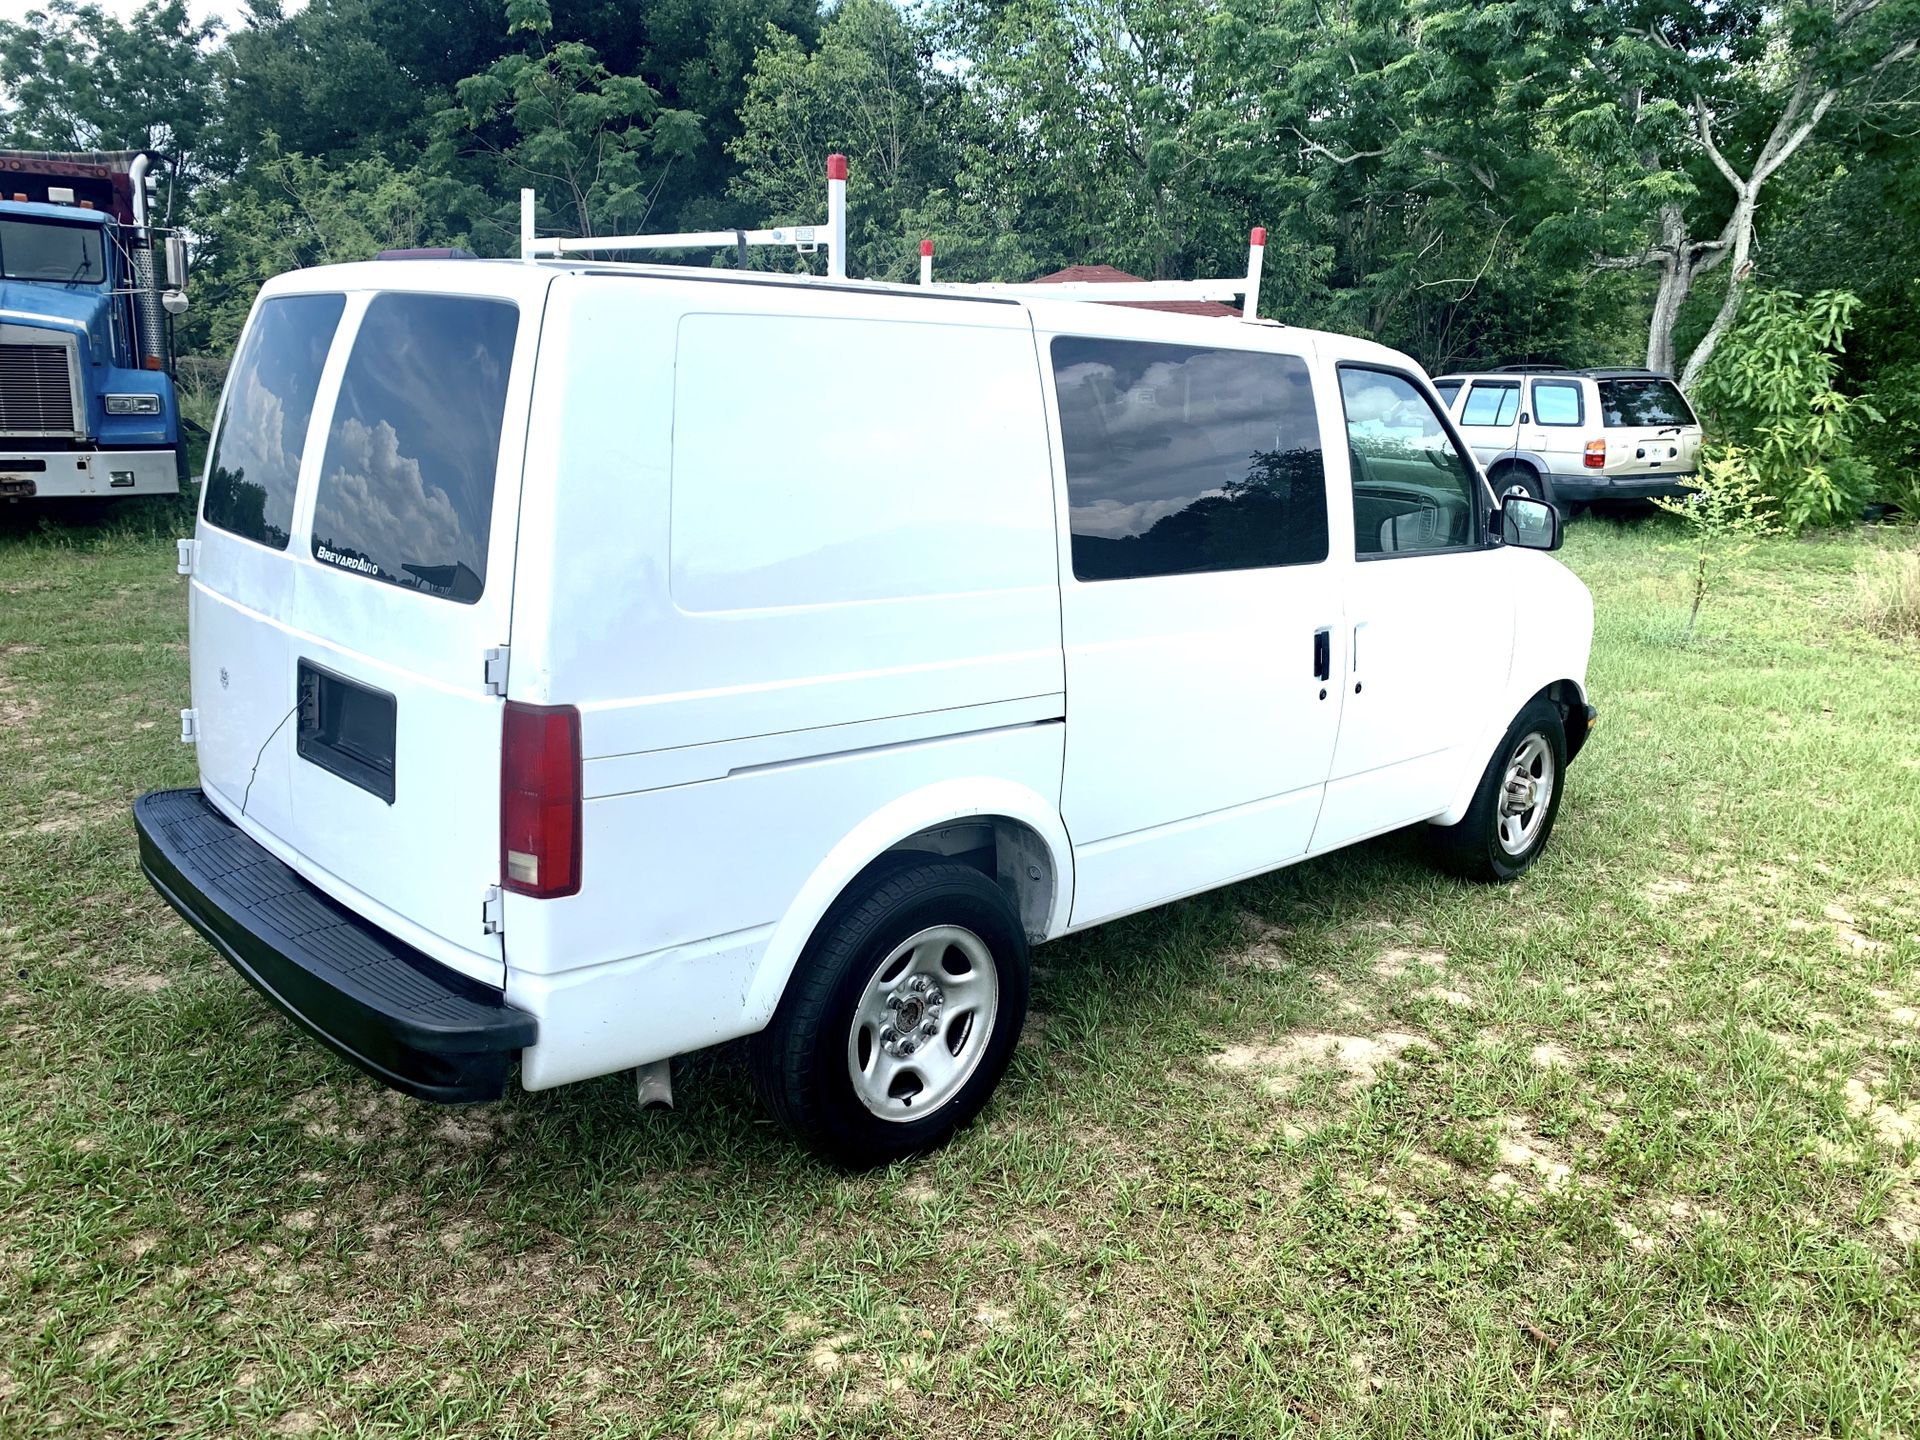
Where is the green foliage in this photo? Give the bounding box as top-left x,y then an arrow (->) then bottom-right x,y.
1693,289 -> 1881,528
0,0 -> 222,164
441,0 -> 701,239
732,0 -> 966,281
1653,447 -> 1788,638
0,0 -> 1913,523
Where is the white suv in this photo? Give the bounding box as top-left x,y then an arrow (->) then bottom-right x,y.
1434,366 -> 1702,507
136,258 -> 1595,1166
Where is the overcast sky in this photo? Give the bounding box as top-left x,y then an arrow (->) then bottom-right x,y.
0,0 -> 296,27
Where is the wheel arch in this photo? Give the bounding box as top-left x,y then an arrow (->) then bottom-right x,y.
1434,676 -> 1590,827
741,779 -> 1073,1025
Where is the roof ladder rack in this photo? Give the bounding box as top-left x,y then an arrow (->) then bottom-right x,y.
918,227 -> 1271,322
520,154 -> 849,279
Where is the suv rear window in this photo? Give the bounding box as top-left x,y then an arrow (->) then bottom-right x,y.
310,294 -> 518,604
1598,378 -> 1694,427
203,293 -> 346,549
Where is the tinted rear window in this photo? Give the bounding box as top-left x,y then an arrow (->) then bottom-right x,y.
310,294 -> 518,604
1598,378 -> 1694,427
1051,337 -> 1327,581
203,293 -> 346,549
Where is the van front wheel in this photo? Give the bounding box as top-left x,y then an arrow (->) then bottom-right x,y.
749,861 -> 1030,1167
1428,698 -> 1567,882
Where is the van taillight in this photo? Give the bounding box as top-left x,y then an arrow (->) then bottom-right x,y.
501,701 -> 581,899
1583,439 -> 1607,469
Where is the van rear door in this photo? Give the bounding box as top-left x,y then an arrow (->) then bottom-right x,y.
280,279 -> 543,986
191,291 -> 349,855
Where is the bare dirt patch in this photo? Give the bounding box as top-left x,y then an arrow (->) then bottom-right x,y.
1212,1031 -> 1428,1098
1229,911 -> 1296,971
97,965 -> 171,994
1373,947 -> 1448,980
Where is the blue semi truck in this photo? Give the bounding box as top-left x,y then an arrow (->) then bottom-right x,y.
0,149 -> 187,502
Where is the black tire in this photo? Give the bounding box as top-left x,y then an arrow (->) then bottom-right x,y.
749,860 -> 1030,1167
1492,463 -> 1552,508
1428,697 -> 1568,883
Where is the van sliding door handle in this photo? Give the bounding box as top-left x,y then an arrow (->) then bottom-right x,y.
1313,628 -> 1331,682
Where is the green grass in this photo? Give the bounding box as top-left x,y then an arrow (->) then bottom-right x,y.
1,508 -> 1917,1438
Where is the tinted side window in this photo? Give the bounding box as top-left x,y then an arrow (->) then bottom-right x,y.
1461,381 -> 1520,427
1340,368 -> 1480,557
1599,379 -> 1694,427
1533,380 -> 1584,426
1051,337 -> 1327,581
203,293 -> 345,549
1434,379 -> 1462,407
310,294 -> 518,605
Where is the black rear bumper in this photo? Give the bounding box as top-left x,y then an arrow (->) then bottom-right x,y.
1550,473 -> 1693,503
133,788 -> 534,1103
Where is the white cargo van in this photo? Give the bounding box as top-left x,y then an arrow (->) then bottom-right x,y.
136,244 -> 1595,1165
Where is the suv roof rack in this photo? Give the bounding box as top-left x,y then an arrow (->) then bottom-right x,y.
518,156 -> 1274,321
1490,363 -> 1576,374
1578,366 -> 1673,380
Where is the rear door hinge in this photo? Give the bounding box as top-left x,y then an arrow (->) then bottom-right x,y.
483,646 -> 510,697
176,537 -> 197,576
180,707 -> 198,744
481,885 -> 505,936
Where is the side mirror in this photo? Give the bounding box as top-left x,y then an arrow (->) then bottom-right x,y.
165,234 -> 189,289
1500,492 -> 1561,551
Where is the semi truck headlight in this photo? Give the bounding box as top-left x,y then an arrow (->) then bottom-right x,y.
105,394 -> 163,416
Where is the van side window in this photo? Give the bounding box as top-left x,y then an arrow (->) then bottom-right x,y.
310,294 -> 518,604
203,293 -> 345,550
1050,338 -> 1327,581
1532,379 -> 1583,426
1340,367 -> 1480,557
1460,380 -> 1519,427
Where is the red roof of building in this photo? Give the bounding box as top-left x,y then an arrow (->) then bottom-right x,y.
1031,263 -> 1242,317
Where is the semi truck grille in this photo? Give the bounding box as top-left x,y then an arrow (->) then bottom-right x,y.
0,342 -> 78,434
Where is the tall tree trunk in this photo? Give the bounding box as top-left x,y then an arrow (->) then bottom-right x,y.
1644,204 -> 1692,375
1679,190 -> 1758,389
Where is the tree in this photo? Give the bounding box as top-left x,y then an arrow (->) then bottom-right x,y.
733,0 -> 967,281
0,0 -> 222,169
440,0 -> 703,239
1577,0 -> 1920,385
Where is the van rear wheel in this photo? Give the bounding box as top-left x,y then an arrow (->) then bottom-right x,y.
749,861 -> 1029,1167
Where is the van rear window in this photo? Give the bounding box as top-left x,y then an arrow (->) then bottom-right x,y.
1598,378 -> 1694,427
203,293 -> 345,549
310,294 -> 518,604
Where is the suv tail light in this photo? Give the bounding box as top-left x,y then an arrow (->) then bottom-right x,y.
501,701 -> 581,898
1583,438 -> 1607,469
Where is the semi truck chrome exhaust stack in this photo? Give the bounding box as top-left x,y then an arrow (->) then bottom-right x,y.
127,153 -> 166,371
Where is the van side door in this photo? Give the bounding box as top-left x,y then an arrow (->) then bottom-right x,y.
1314,364 -> 1514,852
1044,325 -> 1344,927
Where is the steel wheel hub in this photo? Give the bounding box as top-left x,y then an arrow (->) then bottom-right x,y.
847,925 -> 999,1123
1496,731 -> 1554,857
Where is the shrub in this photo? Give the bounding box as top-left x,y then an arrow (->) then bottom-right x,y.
1692,289 -> 1880,529
1652,447 -> 1786,640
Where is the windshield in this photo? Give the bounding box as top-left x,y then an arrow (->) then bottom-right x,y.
0,219 -> 106,284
